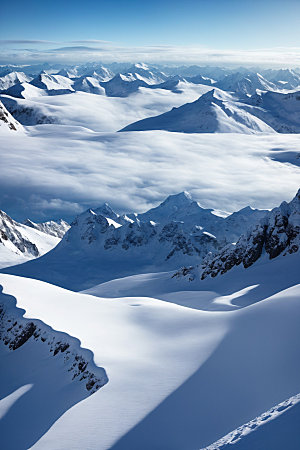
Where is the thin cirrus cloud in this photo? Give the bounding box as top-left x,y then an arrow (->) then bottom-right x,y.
0,40 -> 300,66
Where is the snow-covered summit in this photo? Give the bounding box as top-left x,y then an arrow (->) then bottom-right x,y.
30,73 -> 74,94
2,192 -> 269,290
0,71 -> 32,91
120,88 -> 275,134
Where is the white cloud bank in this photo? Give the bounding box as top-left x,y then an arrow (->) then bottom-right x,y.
1,40 -> 300,67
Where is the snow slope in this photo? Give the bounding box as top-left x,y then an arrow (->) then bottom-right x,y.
0,251 -> 299,449
121,89 -> 276,134
0,71 -> 32,91
203,392 -> 300,450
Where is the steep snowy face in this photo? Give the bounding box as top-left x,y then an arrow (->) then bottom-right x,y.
121,89 -> 275,134
0,71 -> 32,91
0,210 -> 39,258
30,72 -> 75,94
0,209 -> 61,268
0,95 -> 57,125
23,219 -> 70,239
247,90 -> 300,133
101,74 -> 149,97
122,63 -> 168,85
73,76 -> 106,95
0,100 -> 22,132
216,72 -> 278,95
201,189 -> 300,279
263,68 -> 300,90
121,88 -> 300,134
5,81 -> 46,99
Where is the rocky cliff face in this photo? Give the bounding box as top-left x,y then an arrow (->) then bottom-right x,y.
0,100 -> 22,132
201,189 -> 300,279
0,210 -> 39,257
24,218 -> 70,239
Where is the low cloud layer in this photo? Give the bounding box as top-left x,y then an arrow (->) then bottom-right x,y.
1,40 -> 300,67
0,126 -> 299,222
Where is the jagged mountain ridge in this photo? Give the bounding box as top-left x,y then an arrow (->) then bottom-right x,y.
1,192 -> 268,290
201,188 -> 300,279
23,218 -> 70,239
0,210 -> 62,268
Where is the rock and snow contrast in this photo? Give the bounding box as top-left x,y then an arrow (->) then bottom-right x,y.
2,192 -> 269,290
0,61 -> 300,450
0,210 -> 62,268
0,100 -> 23,132
23,218 -> 70,239
201,188 -> 300,279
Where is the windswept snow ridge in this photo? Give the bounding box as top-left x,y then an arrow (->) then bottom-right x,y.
202,393 -> 300,449
0,286 -> 108,395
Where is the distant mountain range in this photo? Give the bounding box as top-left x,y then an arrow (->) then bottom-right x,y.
1,63 -> 300,134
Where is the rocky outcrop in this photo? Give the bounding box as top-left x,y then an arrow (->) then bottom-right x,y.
0,210 -> 39,257
0,100 -> 22,132
24,218 -> 70,239
0,293 -> 108,394
201,189 -> 300,279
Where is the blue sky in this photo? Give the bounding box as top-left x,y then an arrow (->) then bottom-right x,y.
1,0 -> 300,65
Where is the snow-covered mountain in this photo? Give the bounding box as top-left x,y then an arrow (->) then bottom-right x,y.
58,65 -> 114,81
201,188 -> 300,279
121,88 -> 300,134
30,72 -> 75,95
0,71 -> 32,91
1,192 -> 268,290
121,63 -> 167,85
121,89 -> 275,133
0,95 -> 57,125
73,76 -> 106,95
23,218 -> 70,239
0,209 -> 61,268
246,90 -> 300,133
5,81 -> 46,99
0,100 -> 23,132
101,73 -> 149,97
216,72 -> 278,95
262,68 -> 300,90
1,250 -> 299,449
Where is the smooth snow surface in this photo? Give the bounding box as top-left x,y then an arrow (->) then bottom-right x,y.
0,252 -> 299,449
203,393 -> 300,449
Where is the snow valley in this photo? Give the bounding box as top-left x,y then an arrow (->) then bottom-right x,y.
0,60 -> 300,450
